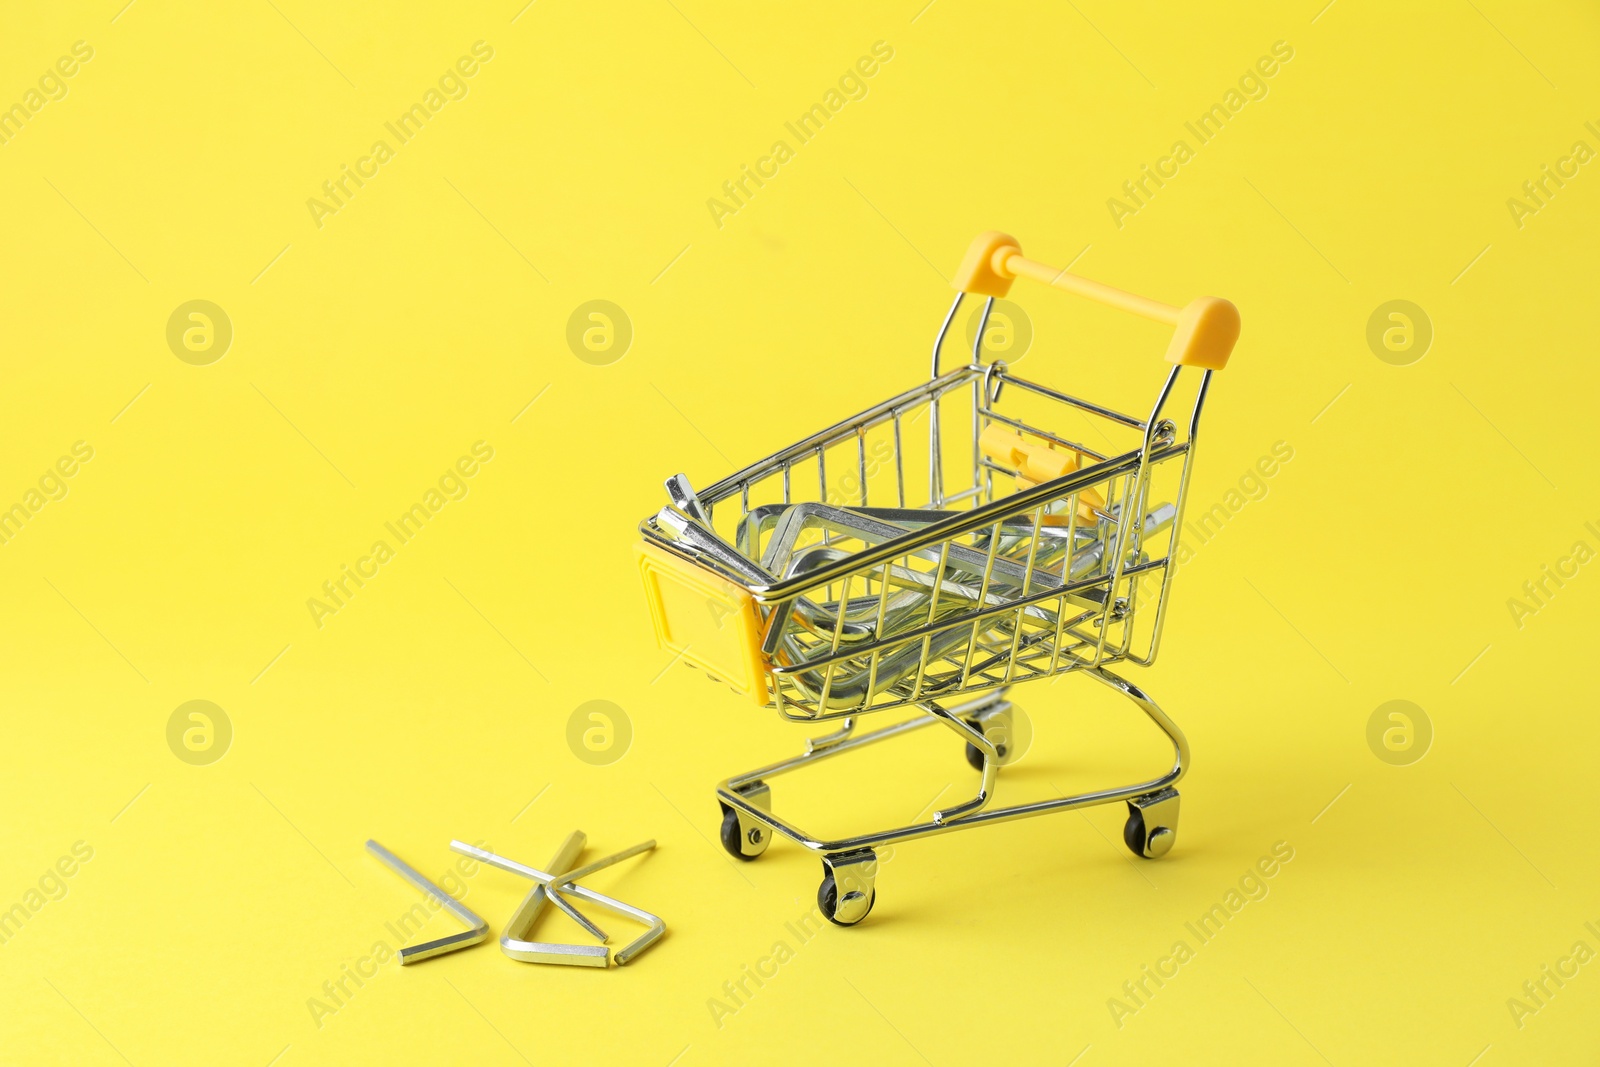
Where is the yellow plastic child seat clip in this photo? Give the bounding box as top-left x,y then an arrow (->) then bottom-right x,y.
978,424 -> 1105,521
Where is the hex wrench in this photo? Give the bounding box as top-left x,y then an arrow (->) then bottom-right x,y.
365,840 -> 490,964
761,505 -> 1176,707
763,501 -> 1176,593
450,840 -> 665,966
664,474 -> 714,525
655,506 -> 878,645
737,502 -> 1099,558
500,831 -> 609,967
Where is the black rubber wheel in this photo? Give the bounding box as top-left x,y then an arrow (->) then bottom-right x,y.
1123,804 -> 1148,858
719,803 -> 763,862
962,719 -> 991,771
817,870 -> 875,927
963,721 -> 1013,771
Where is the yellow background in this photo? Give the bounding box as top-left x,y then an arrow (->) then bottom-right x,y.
3,1 -> 1597,1063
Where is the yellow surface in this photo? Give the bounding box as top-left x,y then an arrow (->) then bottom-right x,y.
2,2 -> 1598,1064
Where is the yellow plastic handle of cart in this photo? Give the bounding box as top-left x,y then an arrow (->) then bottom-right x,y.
952,231 -> 1239,371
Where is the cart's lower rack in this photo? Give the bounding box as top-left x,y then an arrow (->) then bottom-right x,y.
712,666 -> 1189,925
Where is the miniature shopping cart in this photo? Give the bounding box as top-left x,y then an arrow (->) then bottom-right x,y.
637,232 -> 1238,924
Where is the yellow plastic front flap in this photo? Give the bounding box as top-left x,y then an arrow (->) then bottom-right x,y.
637,540 -> 768,706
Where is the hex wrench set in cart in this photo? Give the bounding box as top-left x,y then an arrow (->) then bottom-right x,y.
638,231 -> 1240,925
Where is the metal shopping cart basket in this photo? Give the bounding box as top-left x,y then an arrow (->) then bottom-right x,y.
637,232 -> 1239,924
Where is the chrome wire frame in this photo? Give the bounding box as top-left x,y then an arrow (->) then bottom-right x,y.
638,291 -> 1212,859
717,667 -> 1188,853
637,292 -> 1212,723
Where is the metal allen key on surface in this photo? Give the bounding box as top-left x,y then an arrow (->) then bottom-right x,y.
498,831 -> 608,967
515,851 -> 610,945
451,838 -> 664,966
365,840 -> 490,964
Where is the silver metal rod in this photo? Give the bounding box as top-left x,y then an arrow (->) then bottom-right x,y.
988,366 -> 1148,430
645,440 -> 1187,601
694,365 -> 975,508
365,840 -> 490,964
449,841 -> 667,966
720,663 -> 1188,854
545,839 -> 657,888
503,831 -> 584,941
536,874 -> 609,943
500,831 -> 610,967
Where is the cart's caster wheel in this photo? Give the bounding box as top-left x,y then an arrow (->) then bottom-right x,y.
1123,787 -> 1180,859
961,701 -> 1030,771
717,781 -> 772,862
818,873 -> 875,926
817,848 -> 878,927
